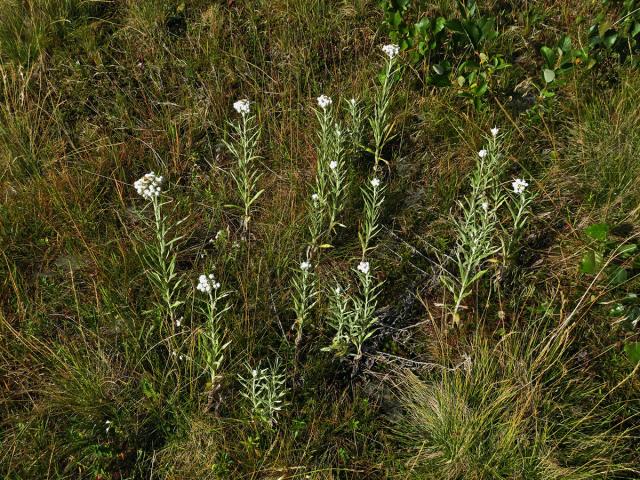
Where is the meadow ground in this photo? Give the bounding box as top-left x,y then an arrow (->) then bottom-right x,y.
1,0 -> 640,478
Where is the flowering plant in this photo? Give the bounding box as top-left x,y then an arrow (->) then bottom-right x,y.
291,258 -> 318,349
223,99 -> 264,232
195,272 -> 231,408
134,172 -> 184,329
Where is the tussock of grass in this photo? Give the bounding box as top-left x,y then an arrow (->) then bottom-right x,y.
568,75 -> 640,218
392,320 -> 637,479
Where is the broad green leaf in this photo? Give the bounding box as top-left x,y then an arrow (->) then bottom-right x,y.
390,10 -> 402,28
540,46 -> 555,66
585,223 -> 609,241
624,342 -> 640,365
434,17 -> 447,33
559,35 -> 572,53
608,266 -> 628,286
604,32 -> 618,49
580,250 -> 597,274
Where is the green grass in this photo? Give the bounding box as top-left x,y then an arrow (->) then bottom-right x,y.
1,0 -> 640,478
392,318 -> 638,479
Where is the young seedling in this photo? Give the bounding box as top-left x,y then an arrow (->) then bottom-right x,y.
239,358 -> 288,427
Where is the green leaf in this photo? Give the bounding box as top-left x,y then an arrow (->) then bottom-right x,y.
434,17 -> 447,34
473,81 -> 488,97
624,342 -> 640,365
608,266 -> 628,286
580,250 -> 598,274
540,46 -> 555,66
619,243 -> 638,258
585,223 -> 609,241
414,18 -> 429,35
543,69 -> 556,83
390,10 -> 403,28
598,21 -> 611,39
603,31 -> 618,49
446,19 -> 464,34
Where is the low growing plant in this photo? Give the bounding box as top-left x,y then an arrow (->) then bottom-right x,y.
239,359 -> 288,427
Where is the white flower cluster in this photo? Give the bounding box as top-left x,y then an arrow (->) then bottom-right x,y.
300,260 -> 311,271
357,261 -> 370,275
382,44 -> 400,59
370,177 -> 381,187
329,160 -> 338,170
478,149 -> 488,159
233,99 -> 251,115
512,178 -> 529,194
491,127 -> 499,137
196,273 -> 221,293
134,172 -> 163,200
317,94 -> 332,110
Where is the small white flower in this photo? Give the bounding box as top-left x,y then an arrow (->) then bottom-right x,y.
233,99 -> 251,115
382,43 -> 400,59
311,193 -> 319,202
176,318 -> 182,327
478,149 -> 488,159
335,286 -> 341,295
357,261 -> 370,275
134,172 -> 163,200
196,273 -> 219,293
481,201 -> 489,211
300,261 -> 311,271
371,177 -> 381,187
512,178 -> 529,194
252,369 -> 258,377
329,160 -> 338,170
317,94 -> 332,110
491,127 -> 499,137
349,98 -> 357,107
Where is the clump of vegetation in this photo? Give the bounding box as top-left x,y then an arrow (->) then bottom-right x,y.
392,318 -> 638,479
1,0 -> 639,478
